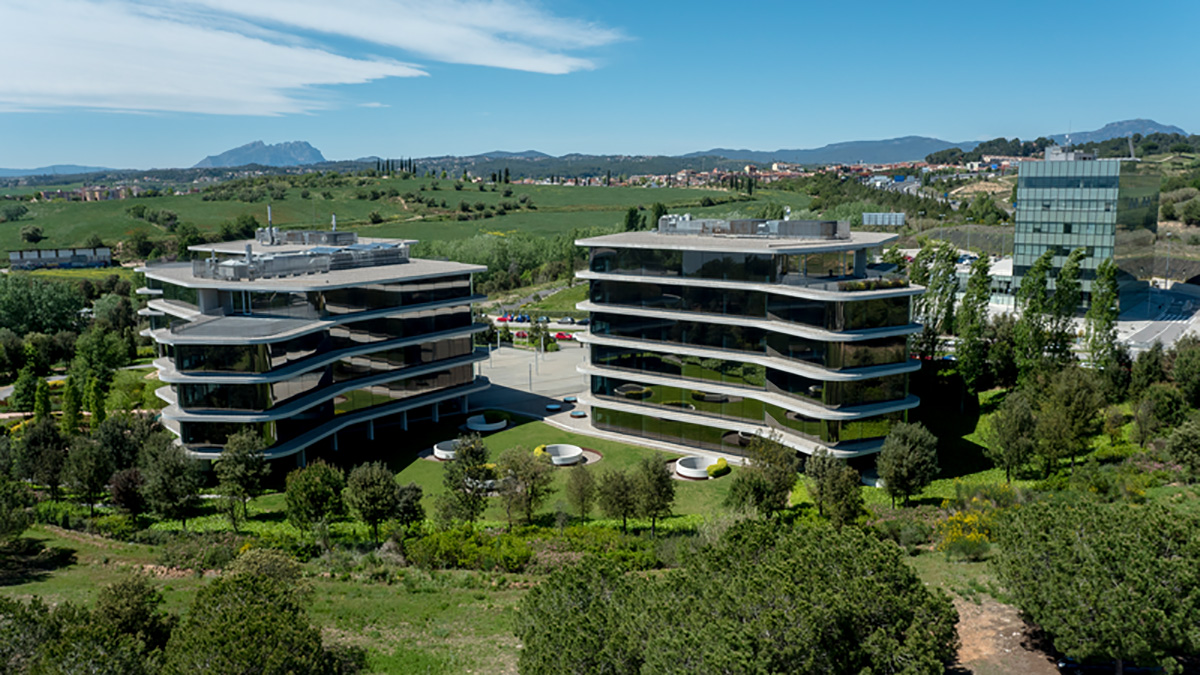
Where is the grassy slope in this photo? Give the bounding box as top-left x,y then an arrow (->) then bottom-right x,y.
3,178 -> 740,252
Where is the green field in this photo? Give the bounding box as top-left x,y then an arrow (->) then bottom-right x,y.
0,174 -> 823,257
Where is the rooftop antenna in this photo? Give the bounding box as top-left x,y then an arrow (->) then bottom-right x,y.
331,214 -> 337,232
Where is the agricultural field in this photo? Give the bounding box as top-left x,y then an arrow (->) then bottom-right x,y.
0,175 -> 815,254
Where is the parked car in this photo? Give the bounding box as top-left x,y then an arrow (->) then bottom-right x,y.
517,314 -> 530,323
495,315 -> 508,322
515,331 -> 529,338
537,316 -> 549,324
559,317 -> 575,325
555,332 -> 574,340
576,318 -> 590,326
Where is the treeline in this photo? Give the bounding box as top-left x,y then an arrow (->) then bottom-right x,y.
925,136 -> 1056,164
413,224 -> 617,294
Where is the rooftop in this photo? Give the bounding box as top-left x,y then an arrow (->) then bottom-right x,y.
577,229 -> 896,255
139,255 -> 485,291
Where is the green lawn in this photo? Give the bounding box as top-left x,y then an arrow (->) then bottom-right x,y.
522,283 -> 587,316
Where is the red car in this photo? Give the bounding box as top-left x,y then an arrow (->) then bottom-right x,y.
495,315 -> 508,322
515,330 -> 529,338
555,332 -> 574,340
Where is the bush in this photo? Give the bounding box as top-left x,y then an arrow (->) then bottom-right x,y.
873,517 -> 933,555
90,513 -> 137,540
158,533 -> 250,571
33,500 -> 86,530
405,526 -> 532,572
707,458 -> 730,478
935,511 -> 993,561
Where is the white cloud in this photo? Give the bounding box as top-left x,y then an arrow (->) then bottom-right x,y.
359,102 -> 390,108
0,0 -> 619,115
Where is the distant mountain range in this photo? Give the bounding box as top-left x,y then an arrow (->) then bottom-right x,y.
682,136 -> 967,166
1047,119 -> 1188,146
685,119 -> 1192,165
193,140 -> 325,168
0,164 -> 114,178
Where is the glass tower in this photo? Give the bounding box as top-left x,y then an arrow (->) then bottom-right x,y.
1013,152 -> 1159,308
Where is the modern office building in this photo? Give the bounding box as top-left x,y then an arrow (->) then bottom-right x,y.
575,215 -> 923,458
1013,147 -> 1160,308
138,229 -> 490,464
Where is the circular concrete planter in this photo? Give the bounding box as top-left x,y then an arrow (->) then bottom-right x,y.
676,455 -> 719,480
543,443 -> 584,466
466,414 -> 507,432
433,440 -> 459,461
663,400 -> 697,411
737,431 -> 756,446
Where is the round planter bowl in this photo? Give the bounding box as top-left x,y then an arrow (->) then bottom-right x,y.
433,440 -> 459,461
737,431 -> 756,447
676,455 -> 719,480
466,414 -> 507,432
545,403 -> 562,412
569,410 -> 587,418
543,443 -> 584,466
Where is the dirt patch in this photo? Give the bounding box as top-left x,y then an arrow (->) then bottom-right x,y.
951,181 -> 1011,197
951,596 -> 1058,674
139,563 -> 219,579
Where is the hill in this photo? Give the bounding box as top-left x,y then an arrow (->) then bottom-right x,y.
1049,119 -> 1188,146
0,164 -> 115,178
193,141 -> 326,168
683,136 -> 974,165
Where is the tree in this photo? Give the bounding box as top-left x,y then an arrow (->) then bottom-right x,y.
496,447 -> 554,529
1171,341 -> 1200,408
824,462 -> 864,529
64,437 -> 111,518
516,521 -> 959,674
345,462 -> 401,544
86,376 -> 107,427
983,391 -> 1037,482
108,468 -> 146,520
19,225 -> 45,244
140,434 -> 201,531
565,464 -> 596,520
18,418 -> 67,499
1132,382 -> 1186,447
635,454 -> 675,537
1182,198 -> 1200,227
1130,341 -> 1167,400
909,240 -> 958,359
1047,247 -> 1085,361
957,255 -> 992,392
395,482 -> 424,530
725,435 -> 799,517
986,312 -> 1019,389
622,206 -> 644,232
1165,421 -> 1200,481
213,429 -> 270,525
805,446 -> 837,517
877,422 -> 939,507
995,502 -> 1200,672
1014,248 -> 1055,378
0,476 -> 33,543
1035,366 -> 1104,474
32,378 -> 51,422
649,202 -> 667,228
59,377 -> 82,436
10,366 -> 37,412
91,575 -> 175,657
284,460 -> 346,531
2,203 -> 29,222
1086,258 -> 1120,374
597,468 -> 638,534
436,433 -> 493,525
164,571 -> 347,674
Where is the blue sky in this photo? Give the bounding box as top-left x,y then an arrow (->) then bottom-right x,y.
1,0 -> 1197,168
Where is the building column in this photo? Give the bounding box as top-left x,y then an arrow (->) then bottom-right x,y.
401,411 -> 408,431
332,432 -> 338,452
854,248 -> 867,276
461,394 -> 469,413
298,448 -> 307,468
367,419 -> 375,441
432,404 -> 440,423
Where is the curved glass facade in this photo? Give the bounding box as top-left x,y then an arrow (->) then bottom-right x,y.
591,313 -> 909,370
173,306 -> 472,374
589,280 -> 910,331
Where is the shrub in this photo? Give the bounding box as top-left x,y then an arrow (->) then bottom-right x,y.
874,517 -> 933,555
90,513 -> 137,540
33,500 -> 86,530
405,526 -> 532,572
158,533 -> 250,571
707,458 -> 730,478
935,511 -> 993,561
